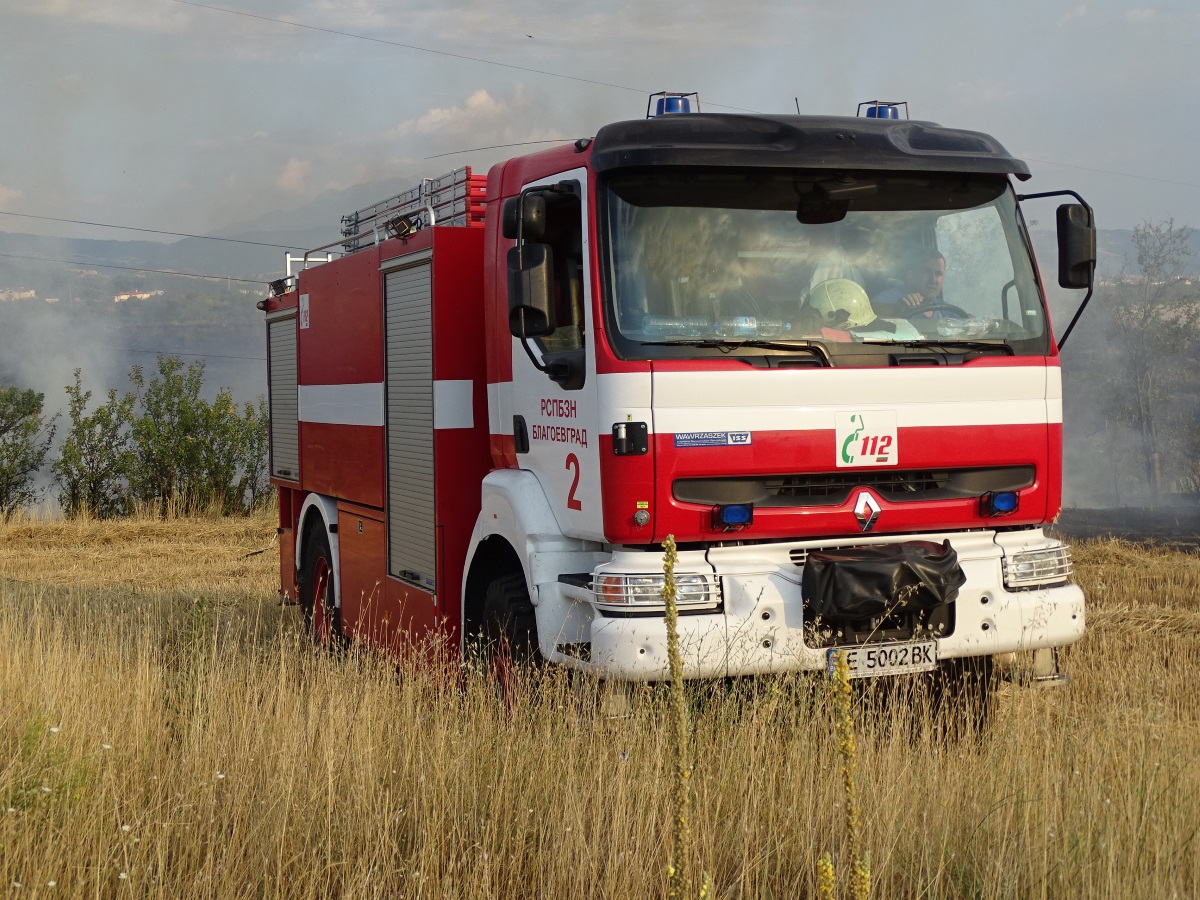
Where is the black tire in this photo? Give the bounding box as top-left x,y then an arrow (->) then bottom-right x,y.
931,655 -> 994,735
481,573 -> 541,666
299,526 -> 345,648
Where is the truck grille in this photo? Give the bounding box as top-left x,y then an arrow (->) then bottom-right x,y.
674,466 -> 1034,508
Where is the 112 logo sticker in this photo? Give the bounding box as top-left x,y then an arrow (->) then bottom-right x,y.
836,411 -> 898,467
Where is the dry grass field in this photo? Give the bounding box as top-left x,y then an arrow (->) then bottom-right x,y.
1,513 -> 1198,898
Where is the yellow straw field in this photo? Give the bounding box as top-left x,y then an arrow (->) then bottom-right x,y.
1,513 -> 1197,898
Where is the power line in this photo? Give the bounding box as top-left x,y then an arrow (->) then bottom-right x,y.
1023,158 -> 1200,190
170,2 -> 1200,192
7,343 -> 268,363
123,348 -> 266,362
0,210 -> 304,249
426,140 -> 568,160
170,0 -> 761,114
0,251 -> 266,284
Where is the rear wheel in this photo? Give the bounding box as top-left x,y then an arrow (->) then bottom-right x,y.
299,526 -> 344,648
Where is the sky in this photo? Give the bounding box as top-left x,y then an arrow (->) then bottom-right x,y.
2,0 -> 1199,244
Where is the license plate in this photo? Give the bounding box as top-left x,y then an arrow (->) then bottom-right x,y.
826,641 -> 937,679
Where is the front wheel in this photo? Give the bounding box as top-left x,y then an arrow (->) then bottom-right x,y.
931,655 -> 994,735
482,573 -> 541,666
299,526 -> 345,648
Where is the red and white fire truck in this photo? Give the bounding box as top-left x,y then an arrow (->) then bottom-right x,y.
261,96 -> 1096,689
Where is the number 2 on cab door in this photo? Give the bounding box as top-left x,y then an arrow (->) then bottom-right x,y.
565,453 -> 583,510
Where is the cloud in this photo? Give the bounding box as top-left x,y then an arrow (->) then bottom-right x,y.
277,159 -> 311,195
947,80 -> 1017,106
388,87 -> 566,146
26,0 -> 189,32
1125,8 -> 1162,23
53,73 -> 84,97
0,184 -> 23,206
1059,4 -> 1087,25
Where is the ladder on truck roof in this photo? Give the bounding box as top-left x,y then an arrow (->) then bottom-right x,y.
275,167 -> 486,292
340,166 -> 486,252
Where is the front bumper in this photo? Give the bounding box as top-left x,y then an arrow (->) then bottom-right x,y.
556,529 -> 1085,681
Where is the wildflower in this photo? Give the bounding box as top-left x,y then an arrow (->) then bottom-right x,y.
817,853 -> 836,899
121,825 -> 132,832
46,882 -> 56,888
118,873 -> 128,881
215,773 -> 226,780
6,808 -> 14,813
40,786 -> 51,794
48,727 -> 60,734
101,744 -> 112,751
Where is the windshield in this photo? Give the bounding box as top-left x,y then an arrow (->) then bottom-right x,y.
600,169 -> 1049,362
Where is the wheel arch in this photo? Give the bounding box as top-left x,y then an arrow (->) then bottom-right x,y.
462,534 -> 524,644
297,493 -> 341,609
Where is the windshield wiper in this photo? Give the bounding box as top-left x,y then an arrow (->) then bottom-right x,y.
862,339 -> 1014,356
639,338 -> 831,364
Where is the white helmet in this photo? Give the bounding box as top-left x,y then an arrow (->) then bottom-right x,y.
806,279 -> 874,328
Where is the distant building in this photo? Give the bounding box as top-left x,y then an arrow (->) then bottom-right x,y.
0,289 -> 36,301
113,289 -> 164,302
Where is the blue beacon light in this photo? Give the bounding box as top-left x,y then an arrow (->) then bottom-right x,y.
647,92 -> 700,118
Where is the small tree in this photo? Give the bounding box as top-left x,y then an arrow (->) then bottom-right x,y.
126,354 -> 269,516
127,355 -> 208,514
235,395 -> 271,510
193,389 -> 270,514
0,386 -> 57,518
1104,219 -> 1200,506
51,369 -> 135,518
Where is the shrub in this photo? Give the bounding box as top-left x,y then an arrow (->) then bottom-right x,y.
52,369 -> 135,518
0,385 -> 56,518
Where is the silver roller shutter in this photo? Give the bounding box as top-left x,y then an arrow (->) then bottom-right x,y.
384,262 -> 436,590
267,315 -> 299,481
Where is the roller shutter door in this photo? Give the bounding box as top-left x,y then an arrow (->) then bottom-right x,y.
384,263 -> 436,589
267,315 -> 299,481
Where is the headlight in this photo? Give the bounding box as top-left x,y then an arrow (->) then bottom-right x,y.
592,572 -> 721,612
1002,544 -> 1073,589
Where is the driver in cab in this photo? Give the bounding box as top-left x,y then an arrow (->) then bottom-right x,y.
873,250 -> 946,318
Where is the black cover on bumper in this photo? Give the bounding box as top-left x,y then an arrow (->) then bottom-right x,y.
803,540 -> 967,619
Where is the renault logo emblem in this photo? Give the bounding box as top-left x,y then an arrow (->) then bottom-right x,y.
853,491 -> 881,533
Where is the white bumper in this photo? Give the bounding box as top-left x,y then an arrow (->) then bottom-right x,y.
544,529 -> 1085,681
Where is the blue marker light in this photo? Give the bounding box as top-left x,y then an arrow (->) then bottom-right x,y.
713,504 -> 754,531
981,491 -> 1020,517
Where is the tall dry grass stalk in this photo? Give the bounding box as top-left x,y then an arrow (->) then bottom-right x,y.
660,535 -> 712,900
1,518 -> 1198,897
818,650 -> 870,900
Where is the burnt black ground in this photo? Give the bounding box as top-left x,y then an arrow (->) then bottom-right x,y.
1054,507 -> 1200,551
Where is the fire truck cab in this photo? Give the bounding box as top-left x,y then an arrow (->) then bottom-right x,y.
262,99 -> 1096,685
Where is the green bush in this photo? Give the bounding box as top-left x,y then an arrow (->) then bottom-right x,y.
52,369 -> 135,518
50,355 -> 270,518
0,385 -> 57,518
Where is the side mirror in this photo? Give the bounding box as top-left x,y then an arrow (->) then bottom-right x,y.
1056,203 -> 1096,289
507,243 -> 556,337
501,194 -> 547,241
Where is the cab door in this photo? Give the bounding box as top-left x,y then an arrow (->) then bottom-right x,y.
507,168 -> 603,541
